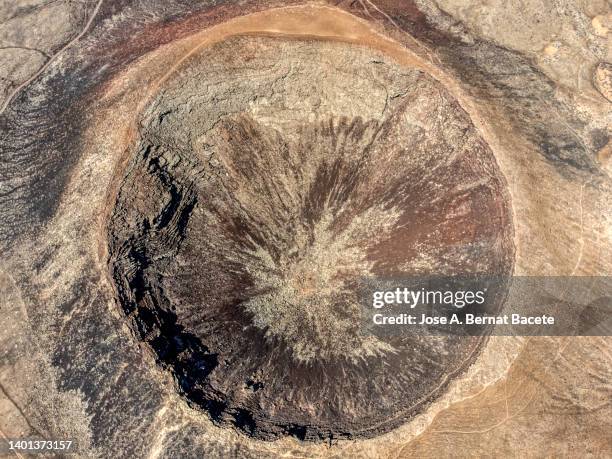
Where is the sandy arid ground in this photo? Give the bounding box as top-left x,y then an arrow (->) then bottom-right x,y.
0,0 -> 610,457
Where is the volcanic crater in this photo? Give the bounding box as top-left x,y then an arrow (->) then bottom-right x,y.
107,36 -> 514,441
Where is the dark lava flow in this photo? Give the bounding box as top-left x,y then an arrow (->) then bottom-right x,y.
107,37 -> 514,441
